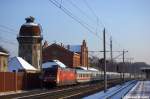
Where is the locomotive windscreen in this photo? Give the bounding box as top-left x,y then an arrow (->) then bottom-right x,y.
43,65 -> 58,76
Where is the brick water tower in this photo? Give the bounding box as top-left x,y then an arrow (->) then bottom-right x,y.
17,16 -> 43,70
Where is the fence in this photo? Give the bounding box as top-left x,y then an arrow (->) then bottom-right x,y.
0,72 -> 41,92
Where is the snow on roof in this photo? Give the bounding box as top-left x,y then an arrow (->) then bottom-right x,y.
42,60 -> 67,68
22,22 -> 38,26
140,67 -> 150,70
0,52 -> 9,56
69,45 -> 81,52
77,66 -> 99,71
8,57 -> 37,72
64,45 -> 81,53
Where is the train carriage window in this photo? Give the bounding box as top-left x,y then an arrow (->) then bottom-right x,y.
79,74 -> 81,78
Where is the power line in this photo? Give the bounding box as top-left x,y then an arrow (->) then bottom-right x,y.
67,0 -> 96,24
82,0 -> 105,34
0,38 -> 17,45
79,1 -> 130,63
48,0 -> 102,39
48,0 -> 128,54
0,24 -> 18,32
82,0 -> 113,48
0,28 -> 17,36
83,0 -> 97,19
48,0 -> 114,47
67,0 -> 106,40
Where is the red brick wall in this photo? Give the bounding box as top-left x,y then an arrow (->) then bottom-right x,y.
43,44 -> 80,67
73,54 -> 80,67
0,72 -> 41,92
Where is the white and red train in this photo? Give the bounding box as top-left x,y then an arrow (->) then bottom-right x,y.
41,60 -> 131,86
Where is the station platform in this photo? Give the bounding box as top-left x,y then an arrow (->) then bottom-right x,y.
124,81 -> 150,99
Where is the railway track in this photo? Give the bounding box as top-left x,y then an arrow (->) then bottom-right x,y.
0,79 -> 126,99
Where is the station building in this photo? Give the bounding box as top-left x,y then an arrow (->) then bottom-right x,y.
42,40 -> 88,67
141,67 -> 150,79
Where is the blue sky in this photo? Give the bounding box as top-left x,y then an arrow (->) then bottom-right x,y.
0,0 -> 150,64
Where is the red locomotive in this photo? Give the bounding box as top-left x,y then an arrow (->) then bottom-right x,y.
42,60 -> 76,86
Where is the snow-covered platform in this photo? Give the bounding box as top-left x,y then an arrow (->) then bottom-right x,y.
124,81 -> 150,99
84,80 -> 137,99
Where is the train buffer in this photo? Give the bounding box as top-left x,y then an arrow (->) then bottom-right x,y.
84,80 -> 138,99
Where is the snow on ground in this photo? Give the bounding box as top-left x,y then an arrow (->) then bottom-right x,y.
124,81 -> 150,99
84,80 -> 137,99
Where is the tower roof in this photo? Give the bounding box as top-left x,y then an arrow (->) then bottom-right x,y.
19,16 -> 42,36
0,46 -> 9,55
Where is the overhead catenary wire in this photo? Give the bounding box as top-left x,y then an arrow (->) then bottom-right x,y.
82,0 -> 113,47
48,0 -> 102,39
67,0 -> 96,25
82,0 -> 105,34
82,0 -> 125,52
0,24 -> 18,33
48,0 -> 114,47
49,0 -> 130,61
0,28 -> 17,36
83,0 -> 97,19
0,24 -> 18,45
0,38 -> 17,45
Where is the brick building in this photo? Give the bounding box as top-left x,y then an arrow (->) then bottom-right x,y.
0,46 -> 9,72
42,40 -> 88,67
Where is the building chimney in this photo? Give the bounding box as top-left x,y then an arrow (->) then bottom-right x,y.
25,16 -> 35,23
43,40 -> 48,49
60,43 -> 63,46
67,45 -> 70,50
82,40 -> 86,46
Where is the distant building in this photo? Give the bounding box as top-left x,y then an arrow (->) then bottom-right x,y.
17,16 -> 43,70
0,46 -> 9,72
42,40 -> 88,67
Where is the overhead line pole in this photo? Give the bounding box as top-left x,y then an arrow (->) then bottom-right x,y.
110,37 -> 113,62
103,28 -> 107,92
110,36 -> 113,70
122,49 -> 128,83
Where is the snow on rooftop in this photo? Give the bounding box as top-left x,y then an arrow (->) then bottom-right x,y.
23,22 -> 38,26
64,45 -> 81,53
42,60 -> 67,68
0,52 -> 9,56
77,66 -> 99,71
140,67 -> 150,70
8,57 -> 37,72
69,45 -> 81,52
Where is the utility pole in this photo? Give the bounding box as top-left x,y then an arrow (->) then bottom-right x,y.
122,49 -> 128,83
122,50 -> 125,82
110,36 -> 113,63
103,28 -> 107,92
110,36 -> 113,72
